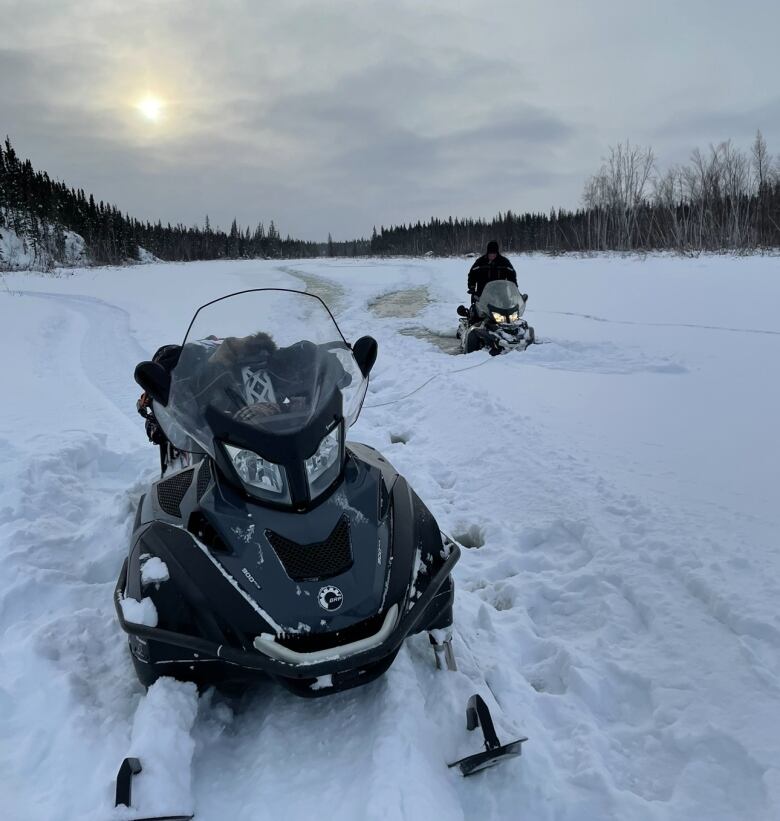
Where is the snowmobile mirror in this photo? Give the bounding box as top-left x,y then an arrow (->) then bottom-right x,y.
456,304 -> 469,317
353,336 -> 378,377
134,361 -> 172,406
522,293 -> 528,302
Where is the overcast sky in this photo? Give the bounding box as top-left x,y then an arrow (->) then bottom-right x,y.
1,0 -> 778,240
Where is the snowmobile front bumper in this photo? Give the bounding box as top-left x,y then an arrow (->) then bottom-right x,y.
114,542 -> 459,688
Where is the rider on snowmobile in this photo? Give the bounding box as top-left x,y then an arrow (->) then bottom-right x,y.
456,241 -> 533,355
468,240 -> 517,298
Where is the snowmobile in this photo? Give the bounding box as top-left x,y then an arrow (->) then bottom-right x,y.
115,288 -> 460,698
456,280 -> 534,354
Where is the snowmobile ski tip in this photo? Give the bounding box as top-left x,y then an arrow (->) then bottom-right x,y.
115,756 -> 193,820
115,757 -> 142,808
448,694 -> 527,776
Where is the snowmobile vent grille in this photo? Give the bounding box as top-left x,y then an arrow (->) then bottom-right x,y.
156,469 -> 194,518
277,611 -> 386,652
265,516 -> 353,582
196,460 -> 212,499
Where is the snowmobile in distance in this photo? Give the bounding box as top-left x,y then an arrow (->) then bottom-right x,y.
456,280 -> 535,355
115,288 -> 460,698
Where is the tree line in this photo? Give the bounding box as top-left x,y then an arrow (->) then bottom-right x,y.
3,131 -> 780,269
371,131 -> 780,255
0,137 -> 320,268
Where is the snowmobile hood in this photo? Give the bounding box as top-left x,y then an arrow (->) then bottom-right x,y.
196,446 -> 394,635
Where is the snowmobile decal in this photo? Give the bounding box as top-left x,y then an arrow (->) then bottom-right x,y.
242,566 -> 262,590
241,365 -> 276,404
318,585 -> 344,611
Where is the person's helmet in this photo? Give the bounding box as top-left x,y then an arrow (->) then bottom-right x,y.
486,240 -> 499,255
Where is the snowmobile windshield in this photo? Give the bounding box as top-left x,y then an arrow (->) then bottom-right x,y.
476,280 -> 524,321
154,289 -> 368,457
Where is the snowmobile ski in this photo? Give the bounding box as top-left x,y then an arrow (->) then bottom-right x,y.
115,757 -> 193,820
429,628 -> 458,671
448,694 -> 528,776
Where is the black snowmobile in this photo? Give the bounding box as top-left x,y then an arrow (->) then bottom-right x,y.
456,280 -> 534,355
115,289 -> 460,697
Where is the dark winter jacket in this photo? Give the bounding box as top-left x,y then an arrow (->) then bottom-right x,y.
467,254 -> 517,296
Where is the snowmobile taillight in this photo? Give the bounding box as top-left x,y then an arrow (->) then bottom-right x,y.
224,444 -> 291,504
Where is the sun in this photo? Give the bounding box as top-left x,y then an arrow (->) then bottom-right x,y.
136,95 -> 164,122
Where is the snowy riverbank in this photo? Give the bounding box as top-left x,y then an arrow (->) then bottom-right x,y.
1,254 -> 778,820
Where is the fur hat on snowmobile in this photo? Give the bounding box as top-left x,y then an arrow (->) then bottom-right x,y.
208,332 -> 277,368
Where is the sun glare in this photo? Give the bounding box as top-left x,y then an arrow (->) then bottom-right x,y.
137,95 -> 164,122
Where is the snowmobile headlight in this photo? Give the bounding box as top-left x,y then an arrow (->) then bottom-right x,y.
225,444 -> 291,504
305,425 -> 342,500
491,311 -> 506,324
508,310 -> 520,322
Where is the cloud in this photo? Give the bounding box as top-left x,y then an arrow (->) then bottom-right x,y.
217,51 -> 575,224
653,99 -> 780,146
2,0 -> 778,238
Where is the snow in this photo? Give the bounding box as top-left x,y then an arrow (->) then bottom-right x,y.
140,556 -> 170,586
0,225 -> 87,270
230,523 -> 256,543
63,229 -> 88,267
120,595 -> 159,627
113,678 -> 199,820
0,226 -> 36,269
136,246 -> 159,264
1,254 -> 779,820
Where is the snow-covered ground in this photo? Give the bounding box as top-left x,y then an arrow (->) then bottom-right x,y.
0,254 -> 778,820
0,225 -> 88,271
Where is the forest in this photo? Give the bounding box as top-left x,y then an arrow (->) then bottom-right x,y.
2,132 -> 779,268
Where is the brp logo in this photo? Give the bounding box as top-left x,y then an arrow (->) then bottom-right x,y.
318,585 -> 344,612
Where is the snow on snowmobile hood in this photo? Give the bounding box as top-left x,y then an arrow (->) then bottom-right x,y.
153,289 -> 368,463
475,280 -> 525,320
